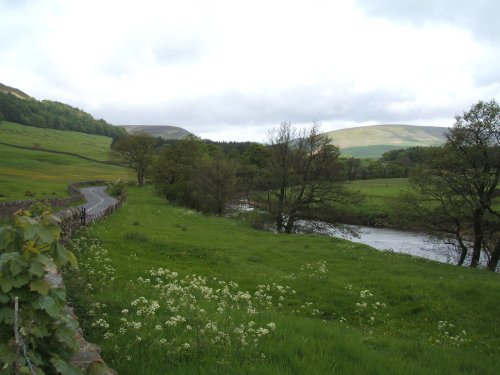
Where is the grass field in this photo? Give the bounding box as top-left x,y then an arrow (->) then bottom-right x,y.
0,121 -> 116,161
326,178 -> 412,227
65,186 -> 500,374
0,143 -> 131,201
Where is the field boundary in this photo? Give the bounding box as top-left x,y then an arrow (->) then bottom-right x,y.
0,140 -> 120,165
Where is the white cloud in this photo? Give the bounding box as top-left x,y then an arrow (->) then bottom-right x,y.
0,0 -> 499,141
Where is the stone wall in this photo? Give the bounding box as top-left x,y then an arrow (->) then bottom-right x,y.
0,180 -> 107,220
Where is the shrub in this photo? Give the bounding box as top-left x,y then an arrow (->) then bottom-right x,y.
0,209 -> 80,374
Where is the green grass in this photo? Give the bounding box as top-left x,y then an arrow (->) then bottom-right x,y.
65,187 -> 500,374
341,145 -> 410,158
0,121 -> 116,161
0,143 -> 131,201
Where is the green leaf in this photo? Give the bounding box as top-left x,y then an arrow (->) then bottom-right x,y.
22,223 -> 39,241
0,293 -> 9,303
30,279 -> 51,296
33,296 -> 60,318
29,261 -> 45,278
38,226 -> 55,244
50,242 -> 69,267
0,306 -> 14,324
50,354 -> 82,375
67,250 -> 78,269
10,259 -> 23,277
0,252 -> 20,269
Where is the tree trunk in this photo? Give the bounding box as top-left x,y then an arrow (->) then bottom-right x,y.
487,239 -> 500,271
457,245 -> 468,266
137,172 -> 144,187
456,235 -> 468,266
470,208 -> 484,268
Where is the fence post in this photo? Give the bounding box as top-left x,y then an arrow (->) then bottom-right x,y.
80,207 -> 86,226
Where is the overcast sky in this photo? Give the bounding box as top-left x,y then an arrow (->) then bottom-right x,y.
1,0 -> 499,141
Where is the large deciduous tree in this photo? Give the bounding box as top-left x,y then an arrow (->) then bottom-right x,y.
112,133 -> 159,187
264,122 -> 356,234
408,100 -> 500,269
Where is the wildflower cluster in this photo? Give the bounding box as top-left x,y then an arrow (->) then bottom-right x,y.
69,235 -> 116,293
299,260 -> 328,279
100,268 -> 278,362
430,321 -> 469,346
353,289 -> 387,332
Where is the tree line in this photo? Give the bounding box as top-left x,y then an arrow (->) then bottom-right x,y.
112,100 -> 499,270
0,92 -> 126,139
112,123 -> 360,233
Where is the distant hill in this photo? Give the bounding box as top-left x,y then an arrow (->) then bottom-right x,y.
325,124 -> 449,158
120,125 -> 192,140
0,82 -> 125,139
0,82 -> 31,99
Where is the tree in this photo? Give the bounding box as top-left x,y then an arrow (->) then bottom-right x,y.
264,122 -> 356,233
112,134 -> 159,187
152,136 -> 205,206
193,152 -> 237,215
408,100 -> 500,269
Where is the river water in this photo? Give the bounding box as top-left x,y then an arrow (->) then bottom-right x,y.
323,225 -> 457,264
228,203 -> 490,268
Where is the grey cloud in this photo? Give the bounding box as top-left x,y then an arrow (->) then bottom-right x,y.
96,86 -> 456,136
356,0 -> 500,41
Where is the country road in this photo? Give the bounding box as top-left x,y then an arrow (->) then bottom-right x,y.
79,186 -> 117,215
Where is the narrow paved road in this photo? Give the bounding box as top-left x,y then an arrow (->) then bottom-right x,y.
79,186 -> 117,215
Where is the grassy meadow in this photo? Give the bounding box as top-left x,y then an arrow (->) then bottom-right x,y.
0,143 -> 130,201
0,121 -> 116,161
328,178 -> 412,227
65,186 -> 500,374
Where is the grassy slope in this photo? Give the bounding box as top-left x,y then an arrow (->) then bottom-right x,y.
67,187 -> 500,374
0,143 -> 130,201
121,125 -> 191,140
0,121 -> 115,161
326,125 -> 447,158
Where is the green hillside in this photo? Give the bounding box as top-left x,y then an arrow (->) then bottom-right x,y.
0,123 -> 131,201
326,125 -> 448,158
65,186 -> 500,374
0,143 -> 130,201
0,121 -> 116,161
0,82 -> 126,138
0,82 -> 30,99
120,125 -> 191,140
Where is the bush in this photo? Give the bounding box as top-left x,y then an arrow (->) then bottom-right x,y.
108,179 -> 126,198
0,209 -> 80,374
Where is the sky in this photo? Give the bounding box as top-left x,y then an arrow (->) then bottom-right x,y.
1,0 -> 499,141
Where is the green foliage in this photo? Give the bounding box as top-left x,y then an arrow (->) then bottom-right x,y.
112,134 -> 160,187
0,209 -> 80,374
107,180 -> 126,198
0,92 -> 125,139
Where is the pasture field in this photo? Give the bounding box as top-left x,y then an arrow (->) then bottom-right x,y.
328,178 -> 412,227
65,186 -> 500,374
0,143 -> 130,201
0,121 -> 116,161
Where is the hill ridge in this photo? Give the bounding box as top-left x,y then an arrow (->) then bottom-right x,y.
324,124 -> 448,157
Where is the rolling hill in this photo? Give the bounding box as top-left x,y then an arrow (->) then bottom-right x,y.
325,124 -> 449,158
0,121 -> 130,201
0,82 -> 30,99
120,125 -> 191,140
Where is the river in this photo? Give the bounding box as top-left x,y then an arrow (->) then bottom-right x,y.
228,203 -> 491,268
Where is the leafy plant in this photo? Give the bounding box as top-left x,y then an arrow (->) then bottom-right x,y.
0,208 -> 80,374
